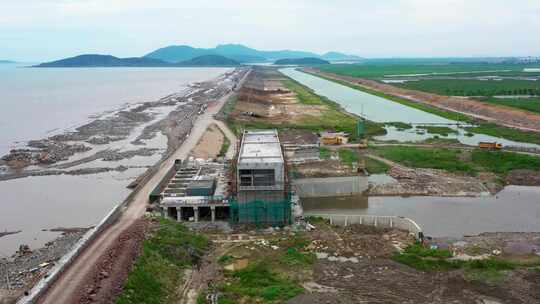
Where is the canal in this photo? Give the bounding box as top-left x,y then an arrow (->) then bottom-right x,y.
280,68 -> 540,149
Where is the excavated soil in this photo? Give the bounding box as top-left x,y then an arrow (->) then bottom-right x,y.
76,219 -> 148,304
190,124 -> 225,160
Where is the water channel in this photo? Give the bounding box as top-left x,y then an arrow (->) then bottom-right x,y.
280,68 -> 540,149
281,68 -> 540,237
302,186 -> 540,238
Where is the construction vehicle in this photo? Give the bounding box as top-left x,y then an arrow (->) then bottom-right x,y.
478,142 -> 503,150
320,132 -> 348,145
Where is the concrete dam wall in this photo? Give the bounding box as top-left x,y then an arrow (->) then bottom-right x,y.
292,175 -> 368,198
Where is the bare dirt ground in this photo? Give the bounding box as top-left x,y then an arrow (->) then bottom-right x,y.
287,222 -> 540,304
188,221 -> 540,304
77,219 -> 147,304
306,68 -> 540,133
190,124 -> 225,160
366,154 -> 498,196
230,67 -> 327,126
292,160 -> 356,178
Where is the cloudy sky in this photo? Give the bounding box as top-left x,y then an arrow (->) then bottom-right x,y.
1,0 -> 539,61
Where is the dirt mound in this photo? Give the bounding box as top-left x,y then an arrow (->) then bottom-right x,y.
76,219 -> 148,304
506,169 -> 540,186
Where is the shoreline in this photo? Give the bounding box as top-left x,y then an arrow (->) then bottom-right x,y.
0,68 -> 250,303
0,70 -> 242,181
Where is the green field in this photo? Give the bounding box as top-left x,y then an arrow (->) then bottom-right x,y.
478,97 -> 540,114
371,146 -> 540,175
317,63 -> 539,79
118,219 -> 208,304
416,125 -> 458,136
396,79 -> 540,97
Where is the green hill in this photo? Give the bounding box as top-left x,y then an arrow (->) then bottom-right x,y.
177,55 -> 240,66
35,54 -> 171,67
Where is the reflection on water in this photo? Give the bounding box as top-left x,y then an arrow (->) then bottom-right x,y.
302,186 -> 540,238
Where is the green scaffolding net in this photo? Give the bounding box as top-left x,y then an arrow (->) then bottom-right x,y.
229,195 -> 292,226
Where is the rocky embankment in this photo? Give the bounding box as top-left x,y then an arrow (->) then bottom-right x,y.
0,229 -> 89,301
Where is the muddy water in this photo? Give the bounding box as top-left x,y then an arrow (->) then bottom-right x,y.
280,68 -> 540,149
302,186 -> 540,238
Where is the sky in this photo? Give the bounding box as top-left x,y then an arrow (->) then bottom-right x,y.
1,0 -> 540,62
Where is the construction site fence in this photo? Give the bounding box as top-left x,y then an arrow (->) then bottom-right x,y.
229,198 -> 292,226
305,213 -> 423,239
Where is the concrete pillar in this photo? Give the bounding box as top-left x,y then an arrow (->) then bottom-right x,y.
194,207 -> 199,222
211,206 -> 216,222
176,207 -> 182,222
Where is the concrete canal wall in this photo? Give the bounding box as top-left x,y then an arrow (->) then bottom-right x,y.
292,176 -> 368,198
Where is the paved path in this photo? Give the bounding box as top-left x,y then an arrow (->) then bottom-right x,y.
37,71 -> 249,304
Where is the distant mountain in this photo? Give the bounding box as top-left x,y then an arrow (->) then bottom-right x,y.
0,60 -> 15,64
144,45 -> 265,63
274,57 -> 330,65
35,54 -> 171,67
178,55 -> 240,66
145,44 -> 359,63
35,54 -> 240,67
321,52 -> 362,61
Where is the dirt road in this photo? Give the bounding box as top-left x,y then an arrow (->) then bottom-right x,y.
36,71 -> 249,304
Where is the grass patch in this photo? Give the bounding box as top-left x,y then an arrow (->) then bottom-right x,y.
386,122 -> 413,130
117,219 -> 208,304
221,263 -> 304,303
471,149 -> 540,174
466,123 -> 540,145
338,149 -> 359,167
364,157 -> 390,174
218,136 -> 230,158
371,146 -> 476,174
371,145 -> 540,175
218,255 -> 234,265
319,147 -> 331,159
416,125 -> 458,136
282,79 -> 326,105
393,242 -> 517,274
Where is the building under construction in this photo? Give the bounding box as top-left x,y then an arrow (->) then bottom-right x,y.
154,129 -> 292,226
230,130 -> 292,225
